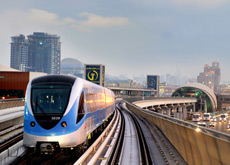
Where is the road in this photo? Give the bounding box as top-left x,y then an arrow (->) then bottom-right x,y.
193,115 -> 230,134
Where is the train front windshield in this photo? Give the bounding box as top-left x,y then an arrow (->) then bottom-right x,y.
31,84 -> 71,114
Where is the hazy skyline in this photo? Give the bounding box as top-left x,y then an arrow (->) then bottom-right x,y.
1,0 -> 230,82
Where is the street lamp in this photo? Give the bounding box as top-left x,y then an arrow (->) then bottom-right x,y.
195,127 -> 201,132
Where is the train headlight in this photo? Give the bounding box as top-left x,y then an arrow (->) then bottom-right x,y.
30,121 -> 36,127
61,121 -> 67,127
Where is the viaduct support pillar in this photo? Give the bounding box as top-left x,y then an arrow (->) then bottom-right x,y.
178,107 -> 183,120
167,108 -> 171,116
182,106 -> 187,120
193,103 -> 196,112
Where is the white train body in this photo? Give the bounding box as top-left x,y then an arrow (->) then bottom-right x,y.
23,75 -> 115,150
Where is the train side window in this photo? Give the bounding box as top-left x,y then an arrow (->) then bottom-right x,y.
77,92 -> 85,123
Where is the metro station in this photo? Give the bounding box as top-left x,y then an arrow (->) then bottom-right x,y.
172,82 -> 217,113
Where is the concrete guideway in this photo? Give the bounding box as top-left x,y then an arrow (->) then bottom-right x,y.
134,98 -> 197,108
126,101 -> 230,164
134,98 -> 197,120
0,106 -> 25,164
0,100 -> 24,110
120,109 -> 140,164
121,102 -> 186,164
0,106 -> 24,132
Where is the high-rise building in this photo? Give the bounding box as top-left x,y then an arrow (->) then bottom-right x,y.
10,34 -> 28,71
10,32 -> 61,74
197,62 -> 221,93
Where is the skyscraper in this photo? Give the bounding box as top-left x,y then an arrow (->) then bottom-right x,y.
197,62 -> 221,93
10,34 -> 28,71
10,32 -> 61,74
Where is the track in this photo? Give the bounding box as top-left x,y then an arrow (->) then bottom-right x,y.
120,102 -> 187,165
11,110 -> 118,165
0,125 -> 24,153
0,134 -> 23,154
3,101 -> 187,164
74,107 -> 121,164
106,105 -> 125,164
11,143 -> 83,165
11,150 -> 78,165
117,102 -> 152,165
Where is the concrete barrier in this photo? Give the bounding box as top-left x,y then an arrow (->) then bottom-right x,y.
0,101 -> 24,110
0,106 -> 24,131
0,140 -> 26,165
126,102 -> 230,165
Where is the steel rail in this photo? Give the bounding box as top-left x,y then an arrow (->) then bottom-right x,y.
74,109 -> 119,164
0,133 -> 23,153
124,108 -> 152,165
87,108 -> 122,164
106,105 -> 125,165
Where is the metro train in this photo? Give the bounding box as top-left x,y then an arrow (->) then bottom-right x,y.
23,74 -> 115,154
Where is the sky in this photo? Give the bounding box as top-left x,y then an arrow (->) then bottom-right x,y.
1,0 -> 230,82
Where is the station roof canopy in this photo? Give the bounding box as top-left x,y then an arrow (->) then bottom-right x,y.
172,82 -> 217,111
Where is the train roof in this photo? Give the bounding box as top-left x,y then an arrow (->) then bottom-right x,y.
31,74 -> 76,86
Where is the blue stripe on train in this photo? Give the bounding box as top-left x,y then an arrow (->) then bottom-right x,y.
24,100 -> 113,136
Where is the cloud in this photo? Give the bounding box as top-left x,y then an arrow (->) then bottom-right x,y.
69,12 -> 130,32
0,9 -> 130,34
172,0 -> 228,9
27,9 -> 61,26
0,9 -> 63,34
78,12 -> 129,28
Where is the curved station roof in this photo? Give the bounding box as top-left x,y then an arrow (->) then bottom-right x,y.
172,83 -> 217,112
